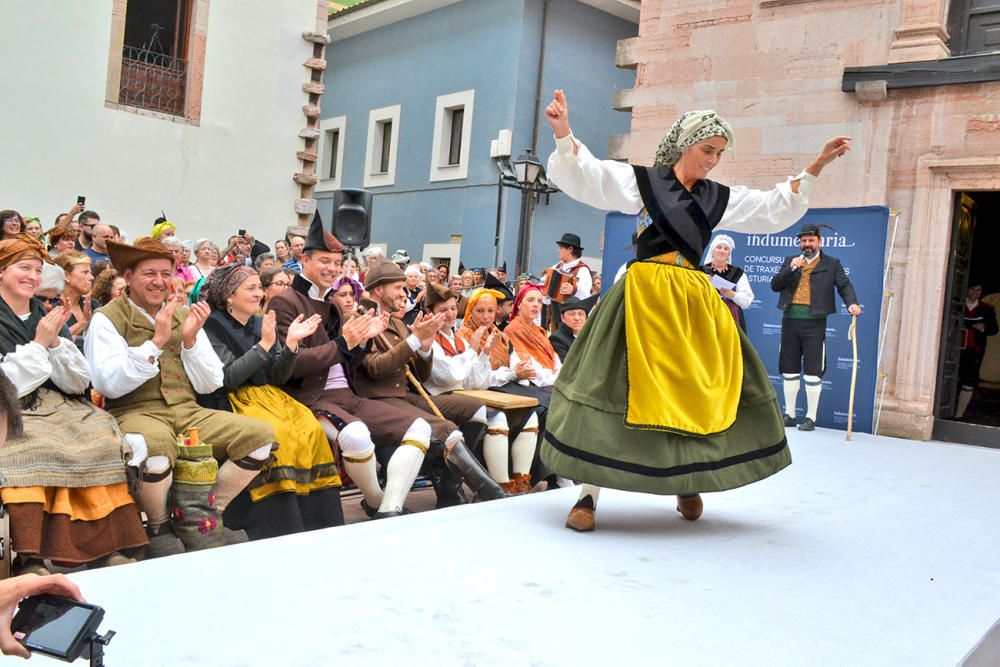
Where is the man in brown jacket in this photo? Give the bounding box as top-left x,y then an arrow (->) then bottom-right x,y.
268,213 -> 435,519
357,259 -> 504,506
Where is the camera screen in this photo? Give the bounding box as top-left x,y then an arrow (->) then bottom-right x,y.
18,601 -> 91,654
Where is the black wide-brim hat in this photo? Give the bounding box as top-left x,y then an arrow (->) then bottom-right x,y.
557,232 -> 583,251
795,223 -> 822,239
557,294 -> 598,317
484,273 -> 514,301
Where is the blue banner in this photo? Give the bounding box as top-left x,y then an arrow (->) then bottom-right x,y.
602,206 -> 890,433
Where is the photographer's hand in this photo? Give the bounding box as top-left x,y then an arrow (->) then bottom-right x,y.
0,573 -> 84,658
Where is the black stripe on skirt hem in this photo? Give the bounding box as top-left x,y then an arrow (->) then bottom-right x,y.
544,431 -> 788,478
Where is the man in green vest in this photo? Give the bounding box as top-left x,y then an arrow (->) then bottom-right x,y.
85,237 -> 275,551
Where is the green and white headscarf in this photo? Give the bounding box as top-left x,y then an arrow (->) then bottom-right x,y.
653,110 -> 734,168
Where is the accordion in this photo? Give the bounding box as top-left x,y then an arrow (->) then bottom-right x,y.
543,268 -> 577,303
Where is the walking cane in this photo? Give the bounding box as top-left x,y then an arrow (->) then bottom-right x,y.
373,331 -> 447,420
846,314 -> 858,441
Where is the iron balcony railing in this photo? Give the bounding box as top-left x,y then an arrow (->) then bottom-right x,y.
118,45 -> 187,117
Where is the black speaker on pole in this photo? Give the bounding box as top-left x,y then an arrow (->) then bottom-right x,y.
330,189 -> 372,247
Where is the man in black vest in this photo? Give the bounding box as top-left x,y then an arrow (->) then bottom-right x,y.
770,223 -> 860,431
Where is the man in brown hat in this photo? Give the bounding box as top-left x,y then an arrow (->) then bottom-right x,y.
358,259 -> 504,506
85,236 -> 276,549
268,212 -> 435,519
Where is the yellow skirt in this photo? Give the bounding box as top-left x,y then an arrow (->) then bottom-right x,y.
227,385 -> 342,501
623,256 -> 743,436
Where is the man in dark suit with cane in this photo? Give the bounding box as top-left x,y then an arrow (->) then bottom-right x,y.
771,223 -> 861,431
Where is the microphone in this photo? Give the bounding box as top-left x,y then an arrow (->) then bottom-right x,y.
792,254 -> 805,270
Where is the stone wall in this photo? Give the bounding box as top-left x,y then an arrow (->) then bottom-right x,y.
625,0 -> 1000,439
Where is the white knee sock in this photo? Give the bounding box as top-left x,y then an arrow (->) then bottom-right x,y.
484,411 -> 510,483
137,455 -> 172,533
470,405 -> 488,424
956,387 -> 974,418
379,418 -> 431,514
804,375 -> 822,421
338,421 -> 383,508
578,484 -> 601,509
782,374 -> 800,418
213,444 -> 272,513
510,412 -> 538,476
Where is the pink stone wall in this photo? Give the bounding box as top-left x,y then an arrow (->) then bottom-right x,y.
627,0 -> 1000,439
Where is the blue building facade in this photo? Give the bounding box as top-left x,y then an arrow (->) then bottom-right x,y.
318,0 -> 636,275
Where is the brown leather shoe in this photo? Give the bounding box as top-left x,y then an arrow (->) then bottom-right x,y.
512,473 -> 534,494
565,506 -> 596,532
676,494 -> 703,521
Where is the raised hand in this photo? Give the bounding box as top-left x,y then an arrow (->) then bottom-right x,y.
286,313 -> 321,352
181,301 -> 211,348
260,310 -> 277,352
410,311 -> 444,344
514,360 -> 536,381
0,573 -> 84,658
470,325 -> 489,353
341,311 -> 373,349
544,89 -> 571,139
33,305 -> 70,349
151,298 -> 178,350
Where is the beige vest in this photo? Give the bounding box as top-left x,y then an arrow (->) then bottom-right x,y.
99,295 -> 197,409
791,260 -> 817,306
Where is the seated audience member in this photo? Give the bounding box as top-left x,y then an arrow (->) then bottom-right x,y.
402,264 -> 424,326
342,256 -> 361,282
268,217 -> 430,519
355,260 -> 504,506
91,268 -> 126,306
45,225 -> 77,258
53,251 -> 100,348
86,237 -> 276,551
254,252 -> 276,272
151,216 -> 176,241
190,238 -> 218,280
460,270 -> 476,297
700,234 -> 754,331
505,284 -> 561,387
33,263 -> 65,313
23,216 -> 43,241
1,211 -> 24,241
549,295 -> 597,362
437,264 -> 449,284
282,235 -> 305,272
0,234 -> 147,573
273,239 -> 290,265
162,237 -> 196,292
592,274 -> 602,295
484,273 -> 514,330
423,284 -> 539,493
260,267 -> 294,310
199,264 -> 344,537
84,224 -> 114,263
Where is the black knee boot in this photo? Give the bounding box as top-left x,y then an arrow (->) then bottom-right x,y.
444,438 -> 506,502
427,441 -> 468,508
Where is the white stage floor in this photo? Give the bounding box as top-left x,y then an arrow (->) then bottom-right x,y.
67,428 -> 1000,666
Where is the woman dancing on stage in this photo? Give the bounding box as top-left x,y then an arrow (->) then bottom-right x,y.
540,90 -> 851,531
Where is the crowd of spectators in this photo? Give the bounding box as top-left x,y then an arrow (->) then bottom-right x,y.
0,204 -> 607,577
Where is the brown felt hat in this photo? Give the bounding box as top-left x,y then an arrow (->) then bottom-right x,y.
107,237 -> 175,273
424,283 -> 458,310
364,258 -> 406,291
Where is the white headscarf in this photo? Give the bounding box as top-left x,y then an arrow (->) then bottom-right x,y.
704,234 -> 736,266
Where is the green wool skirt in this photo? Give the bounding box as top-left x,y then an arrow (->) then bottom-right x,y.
541,275 -> 791,496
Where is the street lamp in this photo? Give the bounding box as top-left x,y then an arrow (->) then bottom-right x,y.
493,148 -> 558,276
